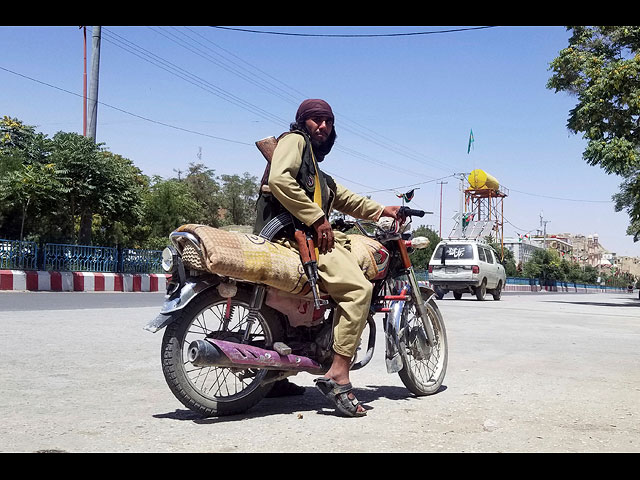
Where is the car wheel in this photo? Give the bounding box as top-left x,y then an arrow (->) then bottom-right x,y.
492,280 -> 502,300
475,279 -> 486,301
453,292 -> 462,300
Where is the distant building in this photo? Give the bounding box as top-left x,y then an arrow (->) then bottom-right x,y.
503,237 -> 541,265
502,231 -> 638,278
530,234 -> 573,259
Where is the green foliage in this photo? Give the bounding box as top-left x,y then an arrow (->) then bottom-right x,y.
547,26 -> 640,240
142,176 -> 203,247
0,116 -> 261,249
409,225 -> 440,270
487,239 -> 518,276
219,172 -> 258,227
521,247 -> 601,284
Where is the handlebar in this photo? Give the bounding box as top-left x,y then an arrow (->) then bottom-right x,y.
331,206 -> 426,237
398,206 -> 425,219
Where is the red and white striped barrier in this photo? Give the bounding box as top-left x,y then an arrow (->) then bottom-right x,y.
0,270 -> 171,292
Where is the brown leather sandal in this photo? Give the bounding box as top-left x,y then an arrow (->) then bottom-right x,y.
314,378 -> 367,417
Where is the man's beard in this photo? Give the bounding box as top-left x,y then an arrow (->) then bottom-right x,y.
311,131 -> 335,162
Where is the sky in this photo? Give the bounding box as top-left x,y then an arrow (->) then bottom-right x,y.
1,25 -> 638,257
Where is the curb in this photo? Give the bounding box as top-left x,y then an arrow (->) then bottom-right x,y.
418,280 -> 628,294
0,270 -> 171,292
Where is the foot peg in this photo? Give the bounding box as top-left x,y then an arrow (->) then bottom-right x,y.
273,342 -> 292,355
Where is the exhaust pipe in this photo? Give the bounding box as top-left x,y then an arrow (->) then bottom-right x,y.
188,339 -> 326,374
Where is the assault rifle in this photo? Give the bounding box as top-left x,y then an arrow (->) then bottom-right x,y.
256,136 -> 327,310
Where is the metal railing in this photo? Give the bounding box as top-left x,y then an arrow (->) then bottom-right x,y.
44,243 -> 118,272
0,239 -> 38,270
120,248 -> 163,273
1,238 -> 162,273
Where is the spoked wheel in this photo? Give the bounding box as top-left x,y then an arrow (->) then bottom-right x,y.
161,287 -> 283,417
397,287 -> 448,396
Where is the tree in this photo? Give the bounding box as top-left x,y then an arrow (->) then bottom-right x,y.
48,132 -> 146,245
409,225 -> 440,270
547,26 -> 640,240
141,176 -> 203,249
219,172 -> 259,226
0,162 -> 65,241
48,132 -> 105,244
0,116 -> 54,240
184,162 -> 222,227
522,248 -> 565,284
488,238 -> 518,276
89,151 -> 148,247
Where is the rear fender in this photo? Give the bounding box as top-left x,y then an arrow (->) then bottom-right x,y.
143,279 -> 217,333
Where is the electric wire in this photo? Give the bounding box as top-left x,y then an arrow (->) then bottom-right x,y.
1,63 -> 614,207
100,28 -> 288,126
0,65 -> 253,147
209,26 -> 498,38
143,26 -> 460,174
101,26 -> 453,181
2,26 -> 616,208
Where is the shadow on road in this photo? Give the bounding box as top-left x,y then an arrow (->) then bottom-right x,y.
153,383 -> 448,423
547,299 -> 639,308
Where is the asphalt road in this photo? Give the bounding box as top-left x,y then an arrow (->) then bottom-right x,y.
0,290 -> 638,453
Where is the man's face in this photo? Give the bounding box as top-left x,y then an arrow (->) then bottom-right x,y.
305,116 -> 333,145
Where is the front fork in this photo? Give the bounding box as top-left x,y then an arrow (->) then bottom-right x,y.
378,239 -> 437,373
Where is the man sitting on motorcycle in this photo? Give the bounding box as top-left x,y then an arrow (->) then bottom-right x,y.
254,98 -> 401,417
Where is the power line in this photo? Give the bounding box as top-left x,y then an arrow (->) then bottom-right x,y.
101,27 -> 455,177
100,27 -> 288,126
509,187 -> 614,204
209,26 -> 498,38
142,26 -> 459,174
0,65 -> 253,147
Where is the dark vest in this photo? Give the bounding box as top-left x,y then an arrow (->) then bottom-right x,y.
254,130 -> 336,239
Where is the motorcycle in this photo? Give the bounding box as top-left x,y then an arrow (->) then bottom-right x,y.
145,206 -> 448,417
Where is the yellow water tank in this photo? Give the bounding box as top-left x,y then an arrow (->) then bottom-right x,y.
468,169 -> 499,191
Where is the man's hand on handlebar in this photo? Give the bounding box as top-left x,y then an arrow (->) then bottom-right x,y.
381,205 -> 402,220
381,205 -> 426,221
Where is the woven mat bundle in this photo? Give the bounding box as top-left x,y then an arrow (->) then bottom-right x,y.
175,224 -> 384,295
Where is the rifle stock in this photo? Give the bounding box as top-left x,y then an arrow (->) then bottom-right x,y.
255,136 -> 278,163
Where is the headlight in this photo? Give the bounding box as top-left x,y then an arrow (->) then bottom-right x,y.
161,246 -> 177,273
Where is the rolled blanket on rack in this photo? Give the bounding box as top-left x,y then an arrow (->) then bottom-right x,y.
174,224 -> 384,295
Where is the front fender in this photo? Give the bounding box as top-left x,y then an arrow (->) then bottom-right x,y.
143,279 -> 217,333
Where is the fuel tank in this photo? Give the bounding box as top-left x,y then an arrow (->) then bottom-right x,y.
373,246 -> 391,280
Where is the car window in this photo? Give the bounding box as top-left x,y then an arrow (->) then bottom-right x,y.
477,246 -> 486,262
433,244 -> 474,261
484,248 -> 494,264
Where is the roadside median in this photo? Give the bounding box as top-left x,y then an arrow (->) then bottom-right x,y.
0,270 -> 170,292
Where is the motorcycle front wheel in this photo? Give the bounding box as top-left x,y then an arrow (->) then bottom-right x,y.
161,286 -> 283,417
397,286 -> 448,396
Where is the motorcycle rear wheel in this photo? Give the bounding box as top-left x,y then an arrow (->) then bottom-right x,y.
161,286 -> 283,417
397,287 -> 448,396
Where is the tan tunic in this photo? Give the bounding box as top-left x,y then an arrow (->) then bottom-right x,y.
268,133 -> 384,227
267,133 -> 385,358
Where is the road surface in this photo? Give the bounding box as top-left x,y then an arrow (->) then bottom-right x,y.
0,290 -> 638,452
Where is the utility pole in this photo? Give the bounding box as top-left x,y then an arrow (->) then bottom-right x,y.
543,220 -> 550,249
87,26 -> 101,142
539,211 -> 550,249
80,26 -> 87,136
437,180 -> 448,238
456,173 -> 466,234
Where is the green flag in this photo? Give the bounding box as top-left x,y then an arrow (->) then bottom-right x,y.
467,129 -> 474,154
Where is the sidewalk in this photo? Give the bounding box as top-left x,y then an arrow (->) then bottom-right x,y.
2,270 -> 629,294
0,269 -> 170,292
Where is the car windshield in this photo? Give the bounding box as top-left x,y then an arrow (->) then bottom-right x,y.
433,244 -> 474,262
